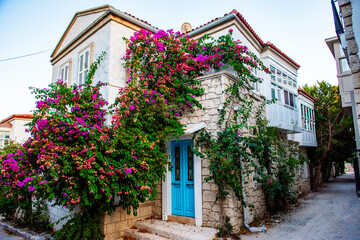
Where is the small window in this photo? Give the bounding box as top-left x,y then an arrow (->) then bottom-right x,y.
340,58 -> 350,73
0,131 -> 10,147
60,63 -> 70,84
277,89 -> 282,102
251,82 -> 259,92
270,65 -> 276,74
271,88 -> 276,99
289,93 -> 294,107
78,48 -> 90,84
271,75 -> 276,81
284,90 -> 289,105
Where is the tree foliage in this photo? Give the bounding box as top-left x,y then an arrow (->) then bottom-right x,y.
303,81 -> 355,190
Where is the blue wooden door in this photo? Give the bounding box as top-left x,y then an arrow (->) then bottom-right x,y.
171,140 -> 195,217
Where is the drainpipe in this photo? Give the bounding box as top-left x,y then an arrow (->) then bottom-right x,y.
239,158 -> 251,229
235,107 -> 251,229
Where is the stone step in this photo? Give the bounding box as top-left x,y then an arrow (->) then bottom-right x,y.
134,219 -> 218,240
124,228 -> 172,240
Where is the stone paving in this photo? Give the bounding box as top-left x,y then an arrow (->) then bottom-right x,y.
124,219 -> 218,240
0,225 -> 24,240
240,173 -> 360,240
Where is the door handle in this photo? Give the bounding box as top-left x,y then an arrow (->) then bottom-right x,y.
186,183 -> 194,186
172,183 -> 180,185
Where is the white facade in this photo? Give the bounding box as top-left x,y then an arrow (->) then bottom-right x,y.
293,90 -> 317,147
261,51 -> 301,133
0,114 -> 32,147
325,36 -> 353,107
50,5 -> 158,105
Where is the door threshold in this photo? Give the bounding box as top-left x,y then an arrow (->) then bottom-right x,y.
167,215 -> 195,225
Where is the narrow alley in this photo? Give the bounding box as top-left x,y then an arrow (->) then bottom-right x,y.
241,173 -> 360,240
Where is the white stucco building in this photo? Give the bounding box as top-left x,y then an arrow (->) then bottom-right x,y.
0,114 -> 32,147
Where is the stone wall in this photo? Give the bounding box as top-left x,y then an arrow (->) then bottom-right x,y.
99,201 -> 154,240
292,147 -> 311,196
179,71 -> 266,232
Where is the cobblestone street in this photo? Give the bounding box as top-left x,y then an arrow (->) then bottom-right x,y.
240,173 -> 360,240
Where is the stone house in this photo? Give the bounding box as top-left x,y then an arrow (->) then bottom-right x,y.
49,5 -> 311,239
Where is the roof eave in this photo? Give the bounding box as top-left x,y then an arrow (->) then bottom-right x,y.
109,8 -> 158,33
187,13 -> 236,38
50,6 -> 158,60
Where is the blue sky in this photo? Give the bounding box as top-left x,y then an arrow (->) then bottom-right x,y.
0,0 -> 338,120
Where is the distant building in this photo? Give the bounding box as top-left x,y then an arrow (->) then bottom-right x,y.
0,114 -> 32,147
325,36 -> 353,108
293,88 -> 317,147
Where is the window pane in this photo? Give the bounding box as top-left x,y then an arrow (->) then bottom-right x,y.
175,146 -> 180,181
289,93 -> 294,107
80,55 -> 83,71
284,90 -> 289,105
187,146 -> 193,181
65,66 -> 68,81
340,58 -> 350,72
84,70 -> 88,82
301,104 -> 304,116
271,88 -> 276,99
270,65 -> 275,73
79,73 -> 83,84
85,51 -> 89,69
61,68 -> 64,80
277,89 -> 281,102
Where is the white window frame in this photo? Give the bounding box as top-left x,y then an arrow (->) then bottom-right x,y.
0,131 -> 10,147
78,47 -> 91,85
60,62 -> 70,84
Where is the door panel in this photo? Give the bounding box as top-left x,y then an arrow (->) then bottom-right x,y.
171,140 -> 195,217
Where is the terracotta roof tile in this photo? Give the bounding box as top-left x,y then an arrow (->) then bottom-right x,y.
122,11 -> 159,30
265,41 -> 300,68
0,114 -> 33,124
298,88 -> 316,102
187,9 -> 300,68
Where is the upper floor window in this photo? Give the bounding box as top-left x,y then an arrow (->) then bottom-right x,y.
250,68 -> 259,92
60,62 -> 70,84
284,90 -> 289,105
0,131 -> 10,148
78,48 -> 90,84
340,58 -> 350,73
284,90 -> 296,108
271,88 -> 276,99
277,89 -> 282,102
300,104 -> 315,132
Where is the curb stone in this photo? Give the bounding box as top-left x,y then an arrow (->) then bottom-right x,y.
0,220 -> 50,240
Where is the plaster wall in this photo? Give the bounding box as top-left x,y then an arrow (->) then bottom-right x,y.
52,22 -> 112,102
9,119 -> 31,143
59,11 -> 107,53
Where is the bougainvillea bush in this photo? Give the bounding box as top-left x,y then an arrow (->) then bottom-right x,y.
0,28 -> 305,239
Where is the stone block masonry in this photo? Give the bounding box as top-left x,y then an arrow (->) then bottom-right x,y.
99,201 -> 155,240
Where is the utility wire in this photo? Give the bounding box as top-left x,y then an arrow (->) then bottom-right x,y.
0,49 -> 51,62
